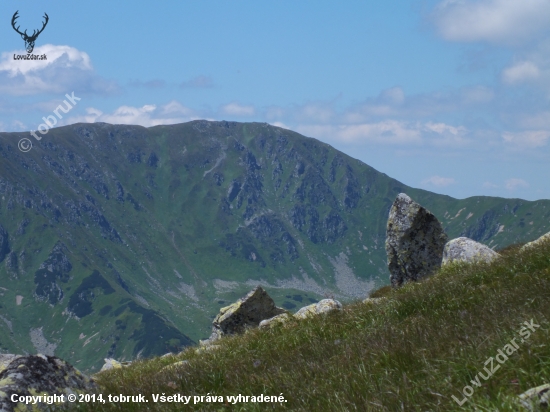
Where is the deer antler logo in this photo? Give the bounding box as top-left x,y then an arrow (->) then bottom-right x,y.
11,11 -> 49,54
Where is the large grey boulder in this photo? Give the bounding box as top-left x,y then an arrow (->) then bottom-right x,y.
520,231 -> 550,252
294,299 -> 342,319
200,286 -> 285,345
442,237 -> 499,265
0,354 -> 96,412
385,193 -> 448,287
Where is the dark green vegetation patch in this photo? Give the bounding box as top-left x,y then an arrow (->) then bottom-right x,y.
125,301 -> 195,357
67,270 -> 115,318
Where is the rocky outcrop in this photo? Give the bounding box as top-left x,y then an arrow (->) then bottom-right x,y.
200,286 -> 285,345
0,224 -> 9,263
441,237 -> 499,265
520,231 -> 550,252
4,251 -> 18,279
33,242 -> 73,305
0,354 -> 96,412
293,299 -> 342,319
518,383 -> 550,411
385,193 -> 448,287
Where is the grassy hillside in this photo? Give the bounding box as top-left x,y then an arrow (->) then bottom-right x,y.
72,237 -> 550,411
0,120 -> 549,372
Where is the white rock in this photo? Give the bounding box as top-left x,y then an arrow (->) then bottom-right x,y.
99,358 -> 131,372
518,383 -> 550,411
441,237 -> 499,265
362,297 -> 386,305
520,231 -> 550,252
259,313 -> 290,328
294,299 -> 342,319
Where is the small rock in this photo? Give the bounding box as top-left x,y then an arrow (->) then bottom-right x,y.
385,193 -> 448,287
0,354 -> 96,412
259,313 -> 290,329
442,237 -> 499,265
520,231 -> 550,252
518,383 -> 550,411
99,358 -> 131,372
0,354 -> 21,373
202,286 -> 285,344
294,299 -> 342,319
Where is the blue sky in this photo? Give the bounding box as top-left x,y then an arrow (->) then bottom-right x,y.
1,0 -> 549,200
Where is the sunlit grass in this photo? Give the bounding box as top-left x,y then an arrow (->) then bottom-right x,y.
63,238 -> 550,411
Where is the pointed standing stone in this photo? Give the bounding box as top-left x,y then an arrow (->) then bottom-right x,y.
385,193 -> 448,287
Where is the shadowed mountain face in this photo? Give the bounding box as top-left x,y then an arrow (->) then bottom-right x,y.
0,120 -> 549,372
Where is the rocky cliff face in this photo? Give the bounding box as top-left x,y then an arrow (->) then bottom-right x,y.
0,120 -> 549,372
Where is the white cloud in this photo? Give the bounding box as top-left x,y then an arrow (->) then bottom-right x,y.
221,102 -> 255,116
422,175 -> 456,187
505,178 -> 529,190
297,121 -> 423,145
161,100 -> 197,117
0,44 -> 118,96
424,122 -> 466,136
340,85 -> 495,123
378,87 -> 405,105
63,102 -> 201,127
432,0 -> 550,44
268,121 -> 289,129
0,44 -> 92,75
294,118 -> 472,148
502,61 -> 541,84
12,120 -> 27,131
502,130 -> 550,148
423,122 -> 471,147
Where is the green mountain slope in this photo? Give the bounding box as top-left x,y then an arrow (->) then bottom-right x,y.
0,120 -> 548,372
